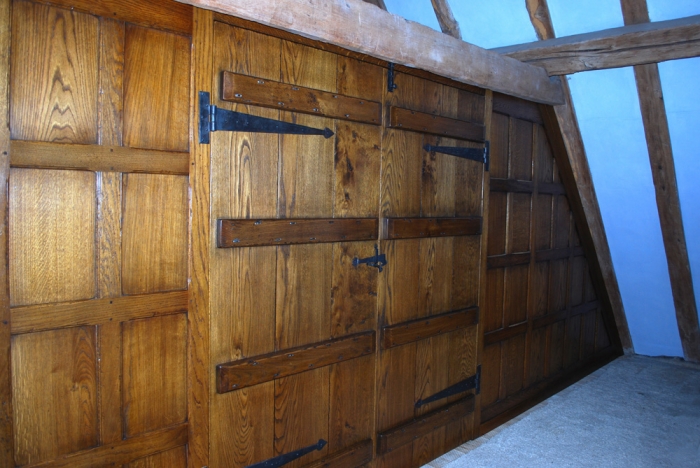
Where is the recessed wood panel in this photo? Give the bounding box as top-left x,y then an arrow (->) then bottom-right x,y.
123,25 -> 190,152
380,239 -> 421,326
123,314 -> 187,437
329,356 -> 374,451
11,1 -> 98,143
122,174 -> 188,295
126,445 -> 187,468
509,118 -> 533,181
12,327 -> 98,466
9,169 -> 96,306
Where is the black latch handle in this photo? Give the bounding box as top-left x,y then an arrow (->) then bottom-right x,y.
245,439 -> 327,468
353,244 -> 387,272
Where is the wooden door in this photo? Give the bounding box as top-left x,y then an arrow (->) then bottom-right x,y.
6,0 -> 192,466
207,20 -> 383,468
375,73 -> 486,467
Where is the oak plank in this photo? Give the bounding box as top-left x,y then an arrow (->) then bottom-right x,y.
376,396 -> 474,455
98,17 -> 124,147
217,331 -> 375,393
380,129 -> 422,217
389,106 -> 485,142
11,290 -> 188,335
97,322 -> 123,445
535,246 -> 584,262
217,218 -> 378,247
331,242 -> 378,337
222,72 -> 381,124
376,344 -> 416,432
302,439 -> 372,468
126,445 -> 187,468
381,217 -> 482,240
484,323 -> 528,347
490,179 -> 533,194
177,0 -> 565,104
381,308 -> 479,349
328,357 -> 374,451
487,252 -> 531,269
11,140 -> 190,175
498,15 -> 700,76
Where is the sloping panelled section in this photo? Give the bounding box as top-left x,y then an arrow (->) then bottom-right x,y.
479,94 -> 619,428
8,0 -> 190,466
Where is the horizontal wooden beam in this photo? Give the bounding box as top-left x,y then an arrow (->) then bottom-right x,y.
381,307 -> 479,349
496,14 -> 700,76
303,439 -> 373,468
381,217 -> 482,240
483,322 -> 527,346
177,0 -> 565,105
217,218 -> 378,247
216,331 -> 375,393
389,107 -> 485,141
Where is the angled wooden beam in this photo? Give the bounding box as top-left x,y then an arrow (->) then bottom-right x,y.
361,0 -> 386,11
176,0 -> 564,105
431,0 -> 461,39
525,0 -> 632,352
622,0 -> 700,362
495,14 -> 700,76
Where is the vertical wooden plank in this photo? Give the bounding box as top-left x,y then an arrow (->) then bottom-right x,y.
484,269 -> 505,333
329,355 -> 374,451
98,17 -> 124,147
12,327 -> 98,466
581,311 -> 597,360
123,314 -> 187,437
444,327 -> 478,446
508,194 -> 531,253
121,174 -> 188,295
126,445 -> 187,468
331,241 -> 377,337
380,239 -> 421,325
564,315 -> 582,369
419,237 -> 453,316
452,236 -> 481,310
510,119 -> 533,181
549,259 -> 569,313
526,326 -> 547,387
502,334 -> 526,397
9,169 -> 96,306
10,1 -> 98,143
377,344 -> 416,431
548,320 -> 566,375
274,369 -> 330,468
487,193 -> 507,256
189,8 -> 213,468
276,244 -> 332,349
0,0 -> 12,461
422,137 -> 456,217
533,262 -> 549,318
96,174 -> 122,297
281,41 -> 337,92
123,25 -> 190,152
570,256 -> 586,308
337,56 -> 383,102
415,333 -> 451,416
380,129 -> 422,217
480,343 -> 501,407
97,322 -> 122,445
504,265 -> 528,326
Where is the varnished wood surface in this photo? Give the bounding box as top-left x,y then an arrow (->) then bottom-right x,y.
10,140 -> 190,174
381,308 -> 479,349
11,291 -> 188,334
492,92 -> 544,125
389,106 -> 485,142
376,396 -> 475,455
302,439 -> 372,468
222,71 -> 381,124
381,217 -> 482,240
217,331 -> 375,393
217,218 -> 378,247
487,252 -> 530,269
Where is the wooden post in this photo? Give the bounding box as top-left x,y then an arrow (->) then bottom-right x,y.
430,0 -> 461,39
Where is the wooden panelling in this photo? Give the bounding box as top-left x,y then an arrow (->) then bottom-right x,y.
490,178 -> 565,195
11,1 -> 98,144
11,141 -> 189,174
123,314 -> 187,437
381,129 -> 422,217
492,93 -> 543,124
487,252 -> 531,269
376,396 -> 475,455
9,169 -> 96,306
380,239 -> 421,326
11,290 -> 188,334
303,439 -> 373,468
222,72 -> 381,124
389,106 -> 485,141
328,356 -> 374,451
122,174 -> 188,295
377,344 -> 416,431
217,331 -> 375,393
536,246 -> 584,262
98,17 -> 124,148
484,323 -> 528,347
381,308 -> 479,349
331,242 -> 378,337
123,25 -> 190,152
217,218 -> 378,247
127,445 -> 188,468
381,217 -> 482,240
12,327 -> 98,466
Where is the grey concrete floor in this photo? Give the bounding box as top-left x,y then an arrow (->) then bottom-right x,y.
426,355 -> 700,468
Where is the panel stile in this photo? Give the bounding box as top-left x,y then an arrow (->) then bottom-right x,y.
381,308 -> 479,349
389,106 -> 485,142
217,331 -> 376,393
381,217 -> 481,240
218,218 -> 378,247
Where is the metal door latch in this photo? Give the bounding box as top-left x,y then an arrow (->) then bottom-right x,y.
353,244 -> 387,272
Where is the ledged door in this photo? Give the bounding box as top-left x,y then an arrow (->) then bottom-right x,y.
208,21 -> 383,468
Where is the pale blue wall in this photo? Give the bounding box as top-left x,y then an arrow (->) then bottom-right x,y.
548,0 -> 622,36
383,0 -> 440,32
451,0 -> 537,49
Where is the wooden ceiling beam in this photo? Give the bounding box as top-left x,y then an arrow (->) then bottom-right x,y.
622,0 -> 700,362
525,0 -> 632,352
431,0 -> 461,39
496,14 -> 700,76
176,0 -> 565,105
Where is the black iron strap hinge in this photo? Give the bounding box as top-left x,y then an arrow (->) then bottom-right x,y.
353,244 -> 387,272
424,141 -> 491,171
387,62 -> 398,93
415,365 -> 481,408
246,439 -> 327,468
198,91 -> 334,144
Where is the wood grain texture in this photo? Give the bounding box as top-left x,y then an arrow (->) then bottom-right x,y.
389,106 -> 485,142
487,253 -> 531,269
381,308 -> 479,349
498,15 -> 700,76
328,356 -> 374,452
377,344 -> 416,432
121,174 -> 188,295
11,1 -> 98,143
123,25 -> 190,152
222,71 -> 381,124
122,314 -> 187,437
97,322 -> 123,445
177,0 -> 565,104
97,172 -> 122,299
331,242 -> 378,337
303,439 -> 373,468
431,0 -> 461,39
525,0 -> 555,41
126,445 -> 187,468
12,327 -> 98,465
35,0 -> 193,35
11,140 -> 190,174
11,290 -> 189,335
27,423 -> 187,468
381,217 -> 481,240
9,169 -> 96,306
98,17 -> 124,147
216,331 -> 375,393
217,218 -> 378,247
381,129 -> 422,217
493,93 -> 544,125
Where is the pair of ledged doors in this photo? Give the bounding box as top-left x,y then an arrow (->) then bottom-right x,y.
206,18 -> 487,468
